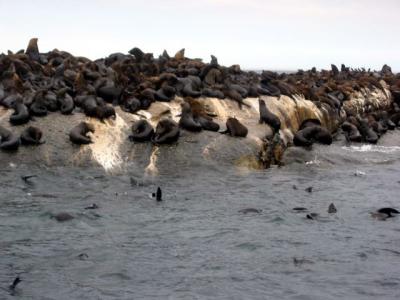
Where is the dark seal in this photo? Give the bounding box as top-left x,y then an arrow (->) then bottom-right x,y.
258,98 -> 281,132
0,125 -> 20,151
179,102 -> 202,132
20,126 -> 44,145
221,117 -> 248,137
152,119 -> 180,144
10,99 -> 30,125
129,120 -> 154,142
69,122 -> 95,145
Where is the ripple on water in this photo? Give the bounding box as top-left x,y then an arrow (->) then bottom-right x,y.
1,134 -> 400,299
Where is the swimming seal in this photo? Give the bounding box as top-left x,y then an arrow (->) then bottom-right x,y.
69,122 -> 95,145
9,99 -> 30,125
9,276 -> 21,291
328,203 -> 337,213
179,102 -> 202,132
0,125 -> 20,151
20,126 -> 44,145
85,203 -> 99,210
220,117 -> 248,137
152,119 -> 180,144
370,207 -> 399,220
129,120 -> 154,142
152,187 -> 162,201
258,99 -> 281,132
377,207 -> 399,217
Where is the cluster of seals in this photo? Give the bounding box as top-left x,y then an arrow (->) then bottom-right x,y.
128,100 -> 232,145
1,38 -> 400,160
0,125 -> 44,151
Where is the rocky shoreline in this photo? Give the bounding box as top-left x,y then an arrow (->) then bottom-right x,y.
0,39 -> 398,171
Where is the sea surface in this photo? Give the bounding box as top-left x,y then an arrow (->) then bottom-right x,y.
1,131 -> 400,299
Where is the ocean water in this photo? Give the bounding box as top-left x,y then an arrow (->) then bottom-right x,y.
1,131 -> 400,299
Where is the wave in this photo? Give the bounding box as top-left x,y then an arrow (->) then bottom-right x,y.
342,145 -> 400,153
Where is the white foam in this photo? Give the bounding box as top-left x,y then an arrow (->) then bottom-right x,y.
305,157 -> 321,165
88,114 -> 128,172
342,145 -> 400,153
145,146 -> 159,177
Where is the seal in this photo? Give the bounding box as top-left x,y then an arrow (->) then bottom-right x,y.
69,122 -> 95,145
328,203 -> 337,213
152,119 -> 180,144
357,117 -> 378,144
152,187 -> 162,201
129,120 -> 154,142
180,77 -> 202,98
195,115 -> 220,131
9,99 -> 30,125
97,85 -> 122,103
25,38 -> 40,61
20,126 -> 44,145
202,88 -> 225,99
222,86 -> 250,109
57,88 -> 74,114
29,92 -> 48,116
370,208 -> 399,220
99,105 -> 116,120
377,207 -> 399,217
221,117 -> 248,137
9,276 -> 21,291
341,121 -> 362,142
85,203 -> 99,210
121,97 -> 142,113
0,125 -> 20,151
258,99 -> 281,132
179,102 -> 202,132
293,125 -> 332,147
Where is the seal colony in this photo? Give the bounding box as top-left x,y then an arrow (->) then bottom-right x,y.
0,38 -> 399,167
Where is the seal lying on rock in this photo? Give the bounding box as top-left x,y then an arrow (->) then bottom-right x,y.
179,102 -> 202,132
187,99 -> 220,131
0,125 -> 20,151
152,119 -> 180,144
221,117 -> 248,137
9,99 -> 30,125
129,120 -> 154,142
20,126 -> 44,145
69,122 -> 95,145
293,119 -> 332,147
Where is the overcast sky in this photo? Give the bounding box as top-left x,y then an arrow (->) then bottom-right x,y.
1,0 -> 399,71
